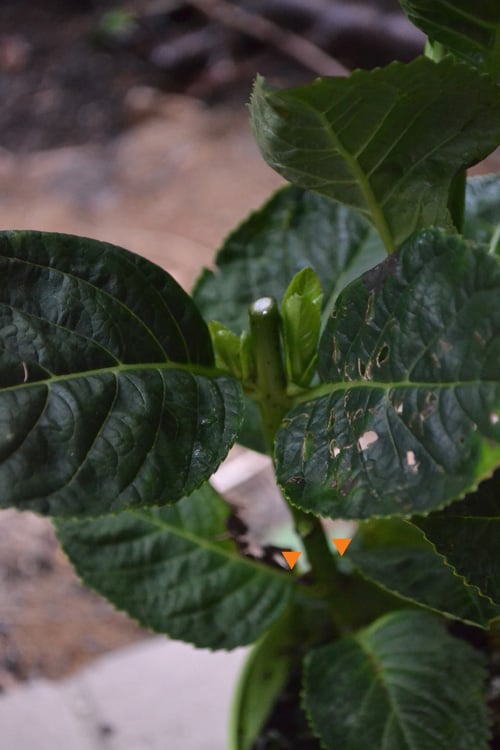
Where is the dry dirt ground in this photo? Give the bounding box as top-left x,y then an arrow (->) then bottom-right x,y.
0,95 -> 282,691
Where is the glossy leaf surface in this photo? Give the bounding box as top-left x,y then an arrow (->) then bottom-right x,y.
0,231 -> 243,517
250,59 -> 500,251
400,0 -> 500,76
304,610 -> 490,750
56,483 -> 293,649
418,470 -> 500,605
276,230 -> 500,519
350,519 -> 500,627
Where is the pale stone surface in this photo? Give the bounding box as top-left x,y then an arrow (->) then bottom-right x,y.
0,638 -> 248,750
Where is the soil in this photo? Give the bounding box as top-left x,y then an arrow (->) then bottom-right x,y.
0,0 -> 424,152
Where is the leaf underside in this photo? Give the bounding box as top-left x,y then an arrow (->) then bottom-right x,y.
276,229 -> 500,520
56,483 -> 293,650
303,610 -> 490,750
350,518 -> 500,627
0,231 -> 243,517
250,58 -> 500,251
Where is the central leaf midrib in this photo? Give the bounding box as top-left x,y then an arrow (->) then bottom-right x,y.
300,99 -> 395,252
0,361 -> 230,393
296,378 -> 498,404
354,634 -> 421,750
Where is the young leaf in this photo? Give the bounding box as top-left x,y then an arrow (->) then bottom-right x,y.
303,610 -> 490,750
465,174 -> 500,256
0,231 -> 243,517
417,470 -> 500,606
275,229 -> 500,519
193,186 -> 385,335
56,483 -> 294,650
400,1 -> 500,77
281,268 -> 322,388
350,518 -> 500,627
209,321 -> 243,380
250,59 -> 500,251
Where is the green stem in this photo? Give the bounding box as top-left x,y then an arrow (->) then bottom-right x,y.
248,296 -> 291,452
248,297 -> 345,617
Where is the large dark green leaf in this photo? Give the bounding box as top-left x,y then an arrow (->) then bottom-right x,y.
250,58 -> 500,251
193,186 -> 385,334
400,1 -> 500,77
275,229 -> 500,519
303,610 -> 490,750
465,174 -> 500,256
0,231 -> 243,517
418,470 -> 500,606
56,483 -> 293,650
350,519 -> 500,627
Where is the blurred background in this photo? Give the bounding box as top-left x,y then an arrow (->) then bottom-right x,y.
0,0 -> 426,696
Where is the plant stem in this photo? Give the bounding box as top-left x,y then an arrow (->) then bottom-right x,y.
248,297 -> 344,611
248,296 -> 290,452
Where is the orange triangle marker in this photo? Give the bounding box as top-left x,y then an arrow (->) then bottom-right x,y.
281,550 -> 302,570
332,538 -> 352,556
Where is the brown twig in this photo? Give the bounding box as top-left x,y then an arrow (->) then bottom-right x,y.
185,0 -> 349,77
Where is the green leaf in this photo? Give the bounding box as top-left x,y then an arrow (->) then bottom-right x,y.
282,268 -> 322,388
229,614 -> 296,750
418,470 -> 500,606
465,174 -> 500,256
303,610 -> 490,750
0,230 -> 243,517
56,483 -> 294,650
193,186 -> 385,336
400,1 -> 500,77
192,186 -> 384,453
350,518 -> 500,627
275,229 -> 500,519
250,59 -> 500,252
208,321 -> 244,380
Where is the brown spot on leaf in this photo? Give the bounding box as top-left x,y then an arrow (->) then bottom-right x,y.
362,253 -> 399,291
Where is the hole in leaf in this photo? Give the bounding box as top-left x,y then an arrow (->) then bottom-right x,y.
376,344 -> 389,366
358,430 -> 378,451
